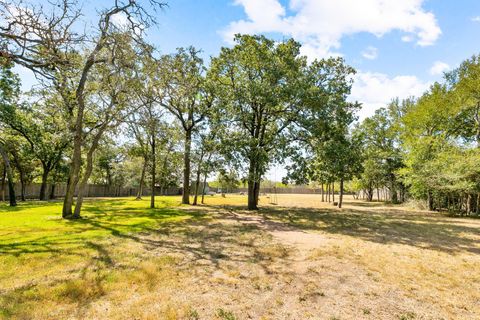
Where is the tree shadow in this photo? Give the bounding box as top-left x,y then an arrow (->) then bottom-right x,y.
73,206 -> 280,271
340,200 -> 387,208
252,205 -> 480,255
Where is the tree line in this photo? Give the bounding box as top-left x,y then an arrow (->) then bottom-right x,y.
1,0 -> 479,217
0,0 -> 356,216
359,55 -> 480,215
287,56 -> 480,215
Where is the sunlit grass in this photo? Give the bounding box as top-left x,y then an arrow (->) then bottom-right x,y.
1,194 -> 479,319
0,197 -> 195,293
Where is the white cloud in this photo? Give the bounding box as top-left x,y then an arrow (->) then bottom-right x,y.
222,0 -> 441,58
349,72 -> 431,120
429,61 -> 450,76
110,11 -> 144,35
111,12 -> 130,29
471,16 -> 480,22
361,46 -> 378,60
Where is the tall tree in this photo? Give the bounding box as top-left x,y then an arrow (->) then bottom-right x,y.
192,129 -> 219,205
357,102 -> 406,203
284,57 -> 359,205
72,39 -> 140,217
210,35 -> 307,210
400,83 -> 455,210
157,47 -> 212,205
131,50 -> 166,208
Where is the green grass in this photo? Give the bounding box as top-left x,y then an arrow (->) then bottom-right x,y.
0,196 -> 192,249
0,197 -> 197,290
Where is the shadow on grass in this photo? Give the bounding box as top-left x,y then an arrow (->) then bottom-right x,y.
0,198 -> 275,270
2,197 -> 479,260
0,205 -> 197,256
74,207 -> 277,270
242,204 -> 480,255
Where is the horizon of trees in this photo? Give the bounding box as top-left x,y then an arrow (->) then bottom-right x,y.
1,0 -> 479,217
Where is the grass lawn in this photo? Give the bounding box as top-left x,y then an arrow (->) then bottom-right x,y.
1,194 -> 479,319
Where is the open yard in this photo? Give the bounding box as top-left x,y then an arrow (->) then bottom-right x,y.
1,194 -> 479,319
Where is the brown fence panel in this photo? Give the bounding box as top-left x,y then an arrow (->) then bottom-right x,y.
3,183 -> 182,200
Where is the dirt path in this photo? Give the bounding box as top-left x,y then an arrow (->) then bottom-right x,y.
222,209 -> 333,256
212,205 -> 479,320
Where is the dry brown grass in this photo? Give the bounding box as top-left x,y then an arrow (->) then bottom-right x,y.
1,194 -> 480,319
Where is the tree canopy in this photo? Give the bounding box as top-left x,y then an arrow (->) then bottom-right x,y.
0,0 -> 479,217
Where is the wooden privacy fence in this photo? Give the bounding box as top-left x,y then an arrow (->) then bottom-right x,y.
236,187 -> 323,194
1,183 -> 182,200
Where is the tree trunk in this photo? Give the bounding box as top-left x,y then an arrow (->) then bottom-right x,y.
367,184 -> 373,202
201,172 -> 208,204
182,129 -> 192,205
338,178 -> 344,208
20,181 -> 26,201
1,166 -> 6,202
399,183 -> 405,203
327,183 -> 331,202
73,128 -> 106,218
390,176 -> 398,203
136,156 -> 147,200
247,180 -> 259,210
201,154 -> 212,205
332,181 -> 335,203
0,144 -> 16,206
11,151 -> 26,201
427,190 -> 434,211
254,180 -> 261,205
247,180 -> 255,209
321,183 -> 324,202
193,156 -> 203,206
49,183 -> 56,200
246,154 -> 260,210
466,193 -> 472,215
39,166 -> 50,201
62,159 -> 81,218
62,122 -> 83,218
150,130 -> 156,209
192,150 -> 204,206
476,193 -> 480,216
192,173 -> 201,205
